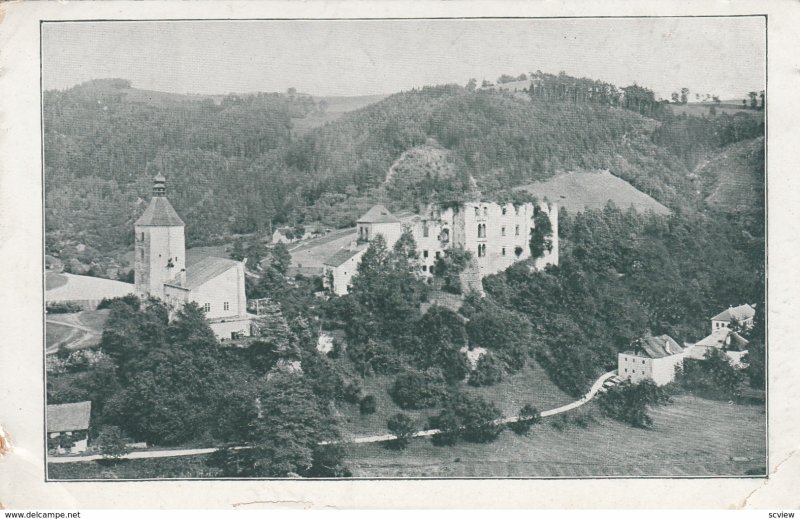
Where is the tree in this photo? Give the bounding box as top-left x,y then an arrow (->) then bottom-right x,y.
465,78 -> 477,92
389,368 -> 448,409
530,205 -> 554,259
452,393 -> 505,443
413,306 -> 470,382
597,379 -> 670,428
359,395 -> 377,415
96,425 -> 130,459
387,413 -> 416,450
466,304 -> 532,372
433,248 -> 472,294
680,87 -> 690,105
671,92 -> 680,104
676,348 -> 744,399
759,90 -> 766,110
468,353 -> 504,387
508,404 -> 541,435
748,91 -> 758,110
269,242 -> 291,274
428,408 -> 460,446
251,299 -> 300,360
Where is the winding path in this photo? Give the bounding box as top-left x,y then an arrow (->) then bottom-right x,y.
47,371 -> 618,464
46,314 -> 100,355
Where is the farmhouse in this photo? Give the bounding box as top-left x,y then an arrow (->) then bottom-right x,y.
710,304 -> 755,333
323,201 -> 558,295
47,401 -> 91,454
618,334 -> 686,386
134,174 -> 254,339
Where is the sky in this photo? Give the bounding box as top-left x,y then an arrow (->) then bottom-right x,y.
42,18 -> 766,100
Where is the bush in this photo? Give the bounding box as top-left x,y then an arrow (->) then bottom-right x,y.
597,379 -> 670,428
96,425 -> 130,459
46,301 -> 83,314
386,413 -> 416,450
675,348 -> 745,400
508,404 -> 541,435
359,395 -> 377,415
97,294 -> 140,311
389,368 -> 448,410
468,353 -> 504,387
428,392 -> 504,445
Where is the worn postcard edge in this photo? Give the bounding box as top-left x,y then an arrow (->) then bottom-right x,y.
0,0 -> 798,510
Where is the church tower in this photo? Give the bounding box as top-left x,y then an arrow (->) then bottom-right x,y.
134,174 -> 186,300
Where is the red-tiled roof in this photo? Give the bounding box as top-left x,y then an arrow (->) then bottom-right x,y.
711,304 -> 755,322
47,401 -> 91,433
165,256 -> 240,290
135,197 -> 185,227
357,205 -> 400,224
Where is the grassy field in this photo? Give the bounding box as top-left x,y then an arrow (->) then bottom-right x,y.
45,271 -> 68,290
46,322 -> 76,349
48,395 -> 766,479
344,396 -> 766,478
670,103 -> 753,117
701,137 -> 764,212
517,170 -> 671,215
333,361 -> 575,439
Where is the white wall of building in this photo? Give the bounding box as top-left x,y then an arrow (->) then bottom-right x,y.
618,351 -> 685,386
324,249 -> 367,296
135,224 -> 185,300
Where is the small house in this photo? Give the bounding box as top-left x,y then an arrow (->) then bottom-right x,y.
47,401 -> 91,455
618,335 -> 686,386
710,304 -> 755,333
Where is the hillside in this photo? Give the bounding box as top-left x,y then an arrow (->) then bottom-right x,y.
698,137 -> 765,213
517,170 -> 670,214
44,74 -> 764,266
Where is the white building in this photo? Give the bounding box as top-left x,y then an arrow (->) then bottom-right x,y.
134,174 -> 254,339
710,304 -> 755,333
47,401 -> 91,455
323,201 -> 558,295
618,334 -> 687,386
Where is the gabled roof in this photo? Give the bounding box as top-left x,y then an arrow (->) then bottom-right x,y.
165,256 -> 240,290
47,401 -> 91,433
357,204 -> 400,224
323,247 -> 365,268
629,334 -> 683,359
135,197 -> 185,227
695,328 -> 750,351
711,304 -> 755,323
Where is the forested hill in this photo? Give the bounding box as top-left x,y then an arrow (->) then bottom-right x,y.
44,76 -> 764,257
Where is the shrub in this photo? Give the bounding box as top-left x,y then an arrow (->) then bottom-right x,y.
389,368 -> 448,409
46,301 -> 82,314
386,413 -> 416,450
96,425 -> 130,459
359,395 -> 377,415
429,392 -> 505,445
675,348 -> 745,400
597,379 -> 670,428
97,294 -> 141,311
508,404 -> 541,435
468,353 -> 504,387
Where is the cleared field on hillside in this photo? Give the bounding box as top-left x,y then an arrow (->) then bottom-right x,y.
291,94 -> 389,135
670,103 -> 753,117
46,271 -> 68,290
701,138 -> 764,212
334,361 -> 575,439
48,395 -> 765,479
345,396 -> 765,477
46,322 -> 75,349
517,170 -> 671,214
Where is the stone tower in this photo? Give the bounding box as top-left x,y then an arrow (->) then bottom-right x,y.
134,174 -> 186,300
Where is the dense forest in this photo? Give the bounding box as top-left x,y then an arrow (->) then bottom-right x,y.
44,74 -> 763,265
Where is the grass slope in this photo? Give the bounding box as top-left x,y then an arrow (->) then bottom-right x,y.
517,170 -> 671,214
699,137 -> 764,213
344,396 -> 765,478
48,396 -> 765,479
334,361 -> 575,438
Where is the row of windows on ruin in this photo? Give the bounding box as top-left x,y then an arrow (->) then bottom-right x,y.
473,205 -> 526,217
477,224 -> 521,238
